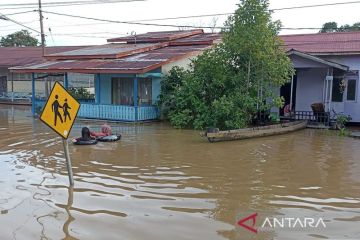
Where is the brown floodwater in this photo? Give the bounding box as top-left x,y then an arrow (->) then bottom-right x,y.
0,105 -> 360,240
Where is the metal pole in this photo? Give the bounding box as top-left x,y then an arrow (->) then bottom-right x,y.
38,0 -> 46,57
290,74 -> 294,111
62,139 -> 74,186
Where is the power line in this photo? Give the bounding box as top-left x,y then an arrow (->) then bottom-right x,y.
0,19 -> 38,29
125,1 -> 360,22
1,10 -> 36,16
0,12 -> 40,33
42,10 -> 223,29
36,0 -> 360,30
0,0 -> 145,10
271,1 -> 360,11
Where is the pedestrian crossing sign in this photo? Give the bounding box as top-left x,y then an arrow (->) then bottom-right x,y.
40,81 -> 80,139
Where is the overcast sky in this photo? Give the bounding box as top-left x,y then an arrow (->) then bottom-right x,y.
0,0 -> 359,46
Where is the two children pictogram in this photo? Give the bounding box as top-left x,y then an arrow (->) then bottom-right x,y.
52,95 -> 72,126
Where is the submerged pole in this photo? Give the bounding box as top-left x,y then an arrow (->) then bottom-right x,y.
290,74 -> 294,111
31,73 -> 35,115
62,139 -> 74,186
134,75 -> 138,122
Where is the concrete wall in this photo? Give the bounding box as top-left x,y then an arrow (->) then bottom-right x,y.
161,57 -> 193,76
295,68 -> 327,112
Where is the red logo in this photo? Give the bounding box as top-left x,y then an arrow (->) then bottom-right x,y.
237,213 -> 258,234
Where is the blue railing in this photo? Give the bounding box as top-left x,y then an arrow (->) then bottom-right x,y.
33,100 -> 158,122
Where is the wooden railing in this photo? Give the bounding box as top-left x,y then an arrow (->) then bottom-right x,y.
291,111 -> 331,126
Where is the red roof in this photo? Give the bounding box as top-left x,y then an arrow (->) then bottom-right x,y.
11,45 -> 211,74
11,30 -> 219,74
0,46 -> 89,68
281,31 -> 360,55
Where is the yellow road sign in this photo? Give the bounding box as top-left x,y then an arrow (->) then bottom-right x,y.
40,82 -> 80,139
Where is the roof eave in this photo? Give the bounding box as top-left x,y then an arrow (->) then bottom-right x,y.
287,49 -> 349,71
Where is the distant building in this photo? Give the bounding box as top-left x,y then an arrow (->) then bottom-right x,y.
11,29 -> 221,121
0,46 -> 92,103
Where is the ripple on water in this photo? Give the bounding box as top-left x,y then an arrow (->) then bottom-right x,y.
1,106 -> 360,239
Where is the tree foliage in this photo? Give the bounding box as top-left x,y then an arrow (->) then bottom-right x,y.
68,87 -> 94,100
320,21 -> 360,33
0,30 -> 39,47
159,0 -> 294,130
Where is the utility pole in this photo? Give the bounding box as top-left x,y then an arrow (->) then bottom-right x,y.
38,0 -> 46,57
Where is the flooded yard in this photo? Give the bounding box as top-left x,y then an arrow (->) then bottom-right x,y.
0,105 -> 360,240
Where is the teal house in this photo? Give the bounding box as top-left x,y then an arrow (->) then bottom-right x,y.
11,30 -> 220,122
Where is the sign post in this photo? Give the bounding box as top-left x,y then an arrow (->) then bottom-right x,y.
63,139 -> 74,185
39,81 -> 80,186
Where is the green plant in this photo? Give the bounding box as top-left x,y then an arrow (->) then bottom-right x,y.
336,114 -> 351,129
158,0 -> 294,130
68,87 -> 94,99
335,114 -> 351,136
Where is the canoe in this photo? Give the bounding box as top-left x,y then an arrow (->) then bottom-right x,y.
350,131 -> 360,139
202,120 -> 307,143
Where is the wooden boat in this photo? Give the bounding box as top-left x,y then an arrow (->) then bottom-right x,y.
350,131 -> 360,139
201,120 -> 307,143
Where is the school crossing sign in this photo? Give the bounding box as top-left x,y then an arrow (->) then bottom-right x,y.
40,82 -> 80,139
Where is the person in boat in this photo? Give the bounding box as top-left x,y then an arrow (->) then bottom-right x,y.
90,124 -> 112,138
80,127 -> 95,141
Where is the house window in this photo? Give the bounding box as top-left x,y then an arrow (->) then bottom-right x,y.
112,78 -> 134,105
332,78 -> 344,102
139,78 -> 152,106
346,79 -> 357,101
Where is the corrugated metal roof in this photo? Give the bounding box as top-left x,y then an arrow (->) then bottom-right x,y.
170,33 -> 222,46
0,46 -> 89,68
281,31 -> 360,55
11,45 -> 211,74
107,29 -> 204,43
45,42 -> 168,60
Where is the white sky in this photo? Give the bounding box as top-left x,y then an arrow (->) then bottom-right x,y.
0,0 -> 359,46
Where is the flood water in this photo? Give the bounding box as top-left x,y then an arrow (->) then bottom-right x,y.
0,105 -> 360,240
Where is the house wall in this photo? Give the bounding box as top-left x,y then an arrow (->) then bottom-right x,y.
295,68 -> 327,112
321,55 -> 360,122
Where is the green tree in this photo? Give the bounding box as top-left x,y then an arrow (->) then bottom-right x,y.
319,22 -> 338,33
0,30 -> 39,47
159,0 -> 294,130
320,22 -> 360,33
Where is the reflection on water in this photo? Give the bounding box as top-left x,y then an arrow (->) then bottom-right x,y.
0,105 -> 360,240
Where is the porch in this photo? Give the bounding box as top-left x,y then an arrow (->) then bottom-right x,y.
280,50 -> 352,126
31,72 -> 160,122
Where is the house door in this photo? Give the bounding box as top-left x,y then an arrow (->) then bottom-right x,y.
280,74 -> 297,115
0,76 -> 7,95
